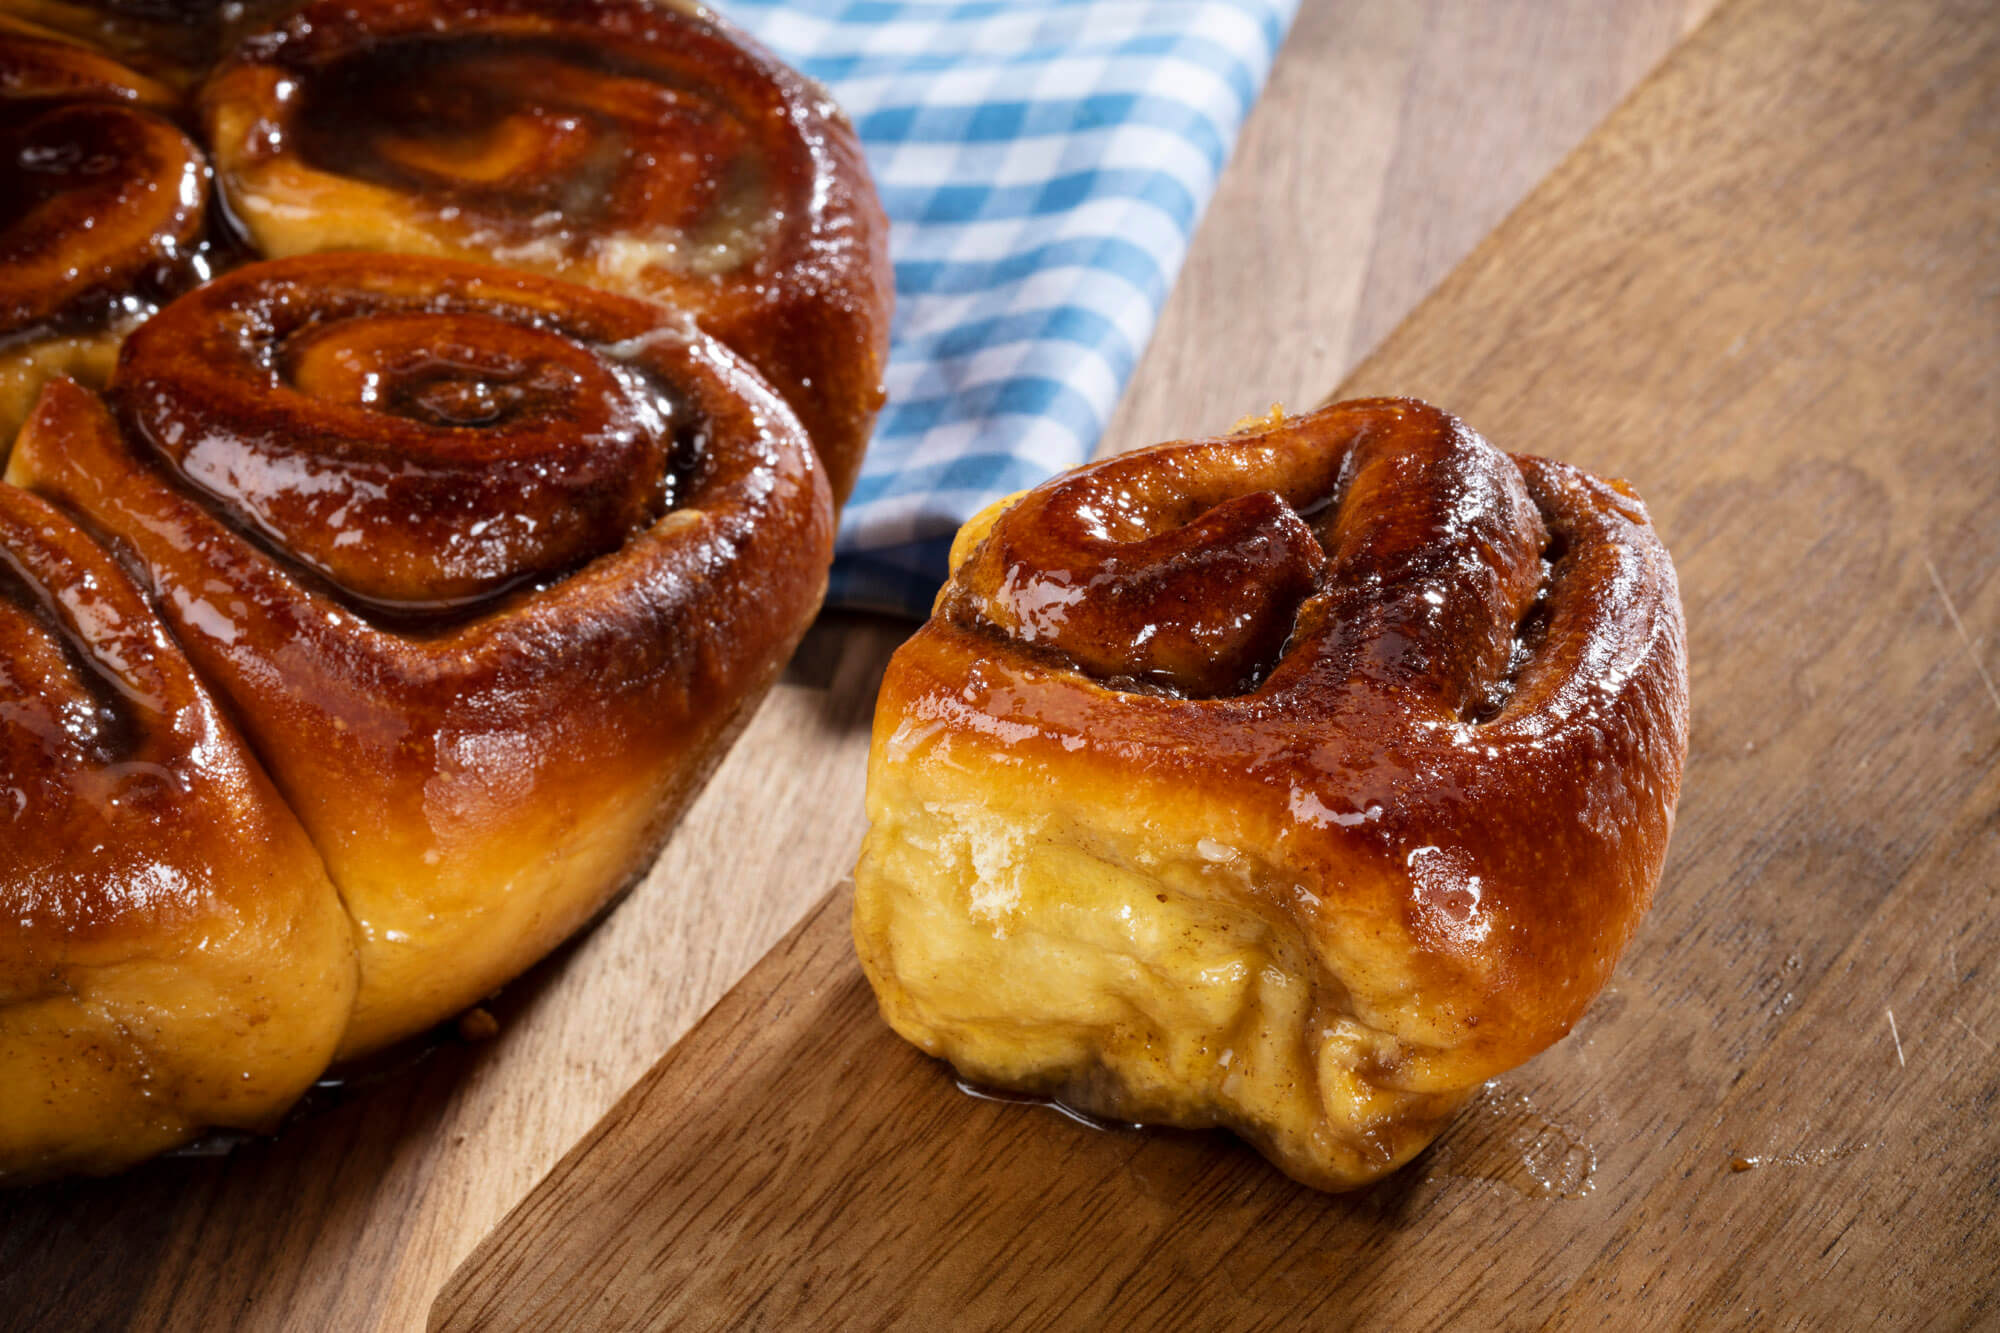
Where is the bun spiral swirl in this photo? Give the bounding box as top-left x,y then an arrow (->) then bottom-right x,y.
201,0 -> 893,503
8,252 -> 834,1060
854,399 -> 1689,1190
0,480 -> 355,1183
0,17 -> 209,447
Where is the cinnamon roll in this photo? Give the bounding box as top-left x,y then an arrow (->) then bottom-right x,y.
200,0 -> 893,503
852,399 -> 1689,1191
0,481 -> 356,1184
0,16 -> 209,449
8,252 -> 835,1056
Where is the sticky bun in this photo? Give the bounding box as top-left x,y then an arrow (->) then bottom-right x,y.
8,254 -> 834,1061
852,399 -> 1689,1191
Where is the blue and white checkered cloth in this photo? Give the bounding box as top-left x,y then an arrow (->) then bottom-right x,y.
720,0 -> 1302,615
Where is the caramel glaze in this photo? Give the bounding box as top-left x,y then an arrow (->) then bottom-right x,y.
115,253 -> 695,609
0,100 -> 207,333
201,0 -> 893,504
0,479 -> 356,1183
0,480 -> 257,942
0,21 -> 209,335
7,252 -> 835,1056
0,19 -> 210,449
900,398 -> 1689,1082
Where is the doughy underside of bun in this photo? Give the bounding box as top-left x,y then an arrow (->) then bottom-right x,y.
856,759 -> 1475,1192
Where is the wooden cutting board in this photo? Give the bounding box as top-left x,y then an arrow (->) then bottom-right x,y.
433,0 -> 2000,1325
0,8 -> 1726,1331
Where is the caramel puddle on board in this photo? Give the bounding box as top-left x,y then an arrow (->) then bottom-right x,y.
951,1077 -> 1262,1206
951,1075 -> 1602,1199
952,1077 -> 1142,1133
1726,1143 -> 1878,1172
1417,1082 -> 1598,1199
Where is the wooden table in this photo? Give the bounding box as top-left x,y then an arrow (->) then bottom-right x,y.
1,2 -> 1789,1329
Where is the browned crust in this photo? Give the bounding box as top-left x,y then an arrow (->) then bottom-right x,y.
0,481 -> 297,953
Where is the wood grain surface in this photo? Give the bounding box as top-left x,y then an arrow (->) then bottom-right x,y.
0,3 -> 1722,1331
433,0 -> 2000,1326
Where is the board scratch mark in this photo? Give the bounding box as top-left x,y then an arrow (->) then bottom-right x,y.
1923,555 -> 2000,720
1950,1015 -> 1994,1054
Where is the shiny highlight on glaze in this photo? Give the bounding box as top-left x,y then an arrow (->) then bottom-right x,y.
113,253 -> 703,610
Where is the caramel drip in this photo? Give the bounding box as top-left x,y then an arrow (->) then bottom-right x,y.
0,505 -> 143,769
950,398 -> 1548,708
110,253 -> 705,611
0,24 -> 209,342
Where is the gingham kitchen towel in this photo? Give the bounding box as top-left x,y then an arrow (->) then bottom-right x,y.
721,0 -> 1303,615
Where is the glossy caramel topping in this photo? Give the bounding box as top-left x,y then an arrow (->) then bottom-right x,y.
0,14 -> 177,103
0,2 -> 253,87
289,35 -> 771,272
0,481 -> 209,940
948,399 -> 1548,706
212,0 -> 808,278
0,23 -> 208,341
110,253 -> 713,611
